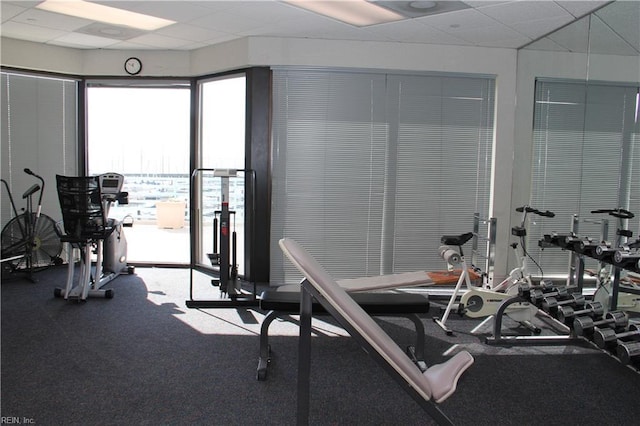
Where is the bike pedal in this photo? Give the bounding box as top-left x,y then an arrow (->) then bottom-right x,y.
457,304 -> 467,317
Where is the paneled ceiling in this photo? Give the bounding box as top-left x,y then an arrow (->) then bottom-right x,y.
0,1 -> 637,55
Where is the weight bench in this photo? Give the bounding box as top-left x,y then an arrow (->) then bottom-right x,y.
257,289 -> 430,380
278,238 -> 474,425
275,268 -> 482,293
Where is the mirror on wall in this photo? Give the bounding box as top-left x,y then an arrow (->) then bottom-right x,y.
515,1 -> 640,279
523,1 -> 639,81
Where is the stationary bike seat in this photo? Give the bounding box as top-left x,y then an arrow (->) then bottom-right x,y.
440,232 -> 474,247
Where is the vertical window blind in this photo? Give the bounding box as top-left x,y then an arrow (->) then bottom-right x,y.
530,79 -> 640,277
271,69 -> 496,285
1,71 -> 78,226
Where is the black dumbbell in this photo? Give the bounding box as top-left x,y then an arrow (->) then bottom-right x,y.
541,294 -> 585,314
529,287 -> 569,305
593,323 -> 640,349
573,311 -> 628,336
617,340 -> 640,365
557,302 -> 604,325
518,281 -> 554,298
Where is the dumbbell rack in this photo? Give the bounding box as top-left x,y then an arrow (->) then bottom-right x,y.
484,281 -> 640,373
540,208 -> 640,312
485,284 -> 585,346
570,306 -> 640,370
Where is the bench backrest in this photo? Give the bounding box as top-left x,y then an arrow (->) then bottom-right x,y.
279,237 -> 434,401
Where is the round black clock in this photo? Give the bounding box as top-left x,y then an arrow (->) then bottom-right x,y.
124,57 -> 142,75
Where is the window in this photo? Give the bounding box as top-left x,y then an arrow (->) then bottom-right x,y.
270,69 -> 495,284
194,75 -> 247,274
529,79 -> 640,276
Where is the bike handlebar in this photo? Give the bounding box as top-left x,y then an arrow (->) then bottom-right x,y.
590,208 -> 635,219
516,205 -> 555,218
24,168 -> 45,212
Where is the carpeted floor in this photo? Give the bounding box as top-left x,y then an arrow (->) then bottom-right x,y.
2,266 -> 640,425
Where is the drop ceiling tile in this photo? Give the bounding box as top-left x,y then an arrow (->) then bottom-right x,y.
508,14 -> 574,39
11,8 -> 91,32
1,2 -> 27,22
588,14 -> 639,55
102,39 -> 169,50
48,32 -> 120,49
127,33 -> 196,49
556,1 -> 610,18
109,0 -> 221,22
522,36 -> 569,52
156,23 -> 229,42
199,33 -> 241,46
188,10 -> 264,34
366,19 -> 469,45
447,24 -> 531,47
419,8 -> 502,31
0,20 -> 66,43
479,1 -> 573,24
547,16 -> 590,52
2,1 -> 41,7
594,1 -> 640,52
220,1 -> 306,21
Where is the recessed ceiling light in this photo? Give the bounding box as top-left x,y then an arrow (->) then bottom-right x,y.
409,1 -> 437,9
375,1 -> 471,18
36,0 -> 175,31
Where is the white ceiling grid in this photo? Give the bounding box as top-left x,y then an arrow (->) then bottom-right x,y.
0,1 -> 636,55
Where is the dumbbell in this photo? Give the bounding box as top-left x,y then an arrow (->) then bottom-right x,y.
593,323 -> 640,349
617,340 -> 640,365
541,294 -> 585,314
517,281 -> 554,298
529,287 -> 569,306
557,301 -> 604,325
573,311 -> 628,336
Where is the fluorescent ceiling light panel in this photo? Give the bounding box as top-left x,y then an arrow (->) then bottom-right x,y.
286,0 -> 405,27
36,0 -> 175,31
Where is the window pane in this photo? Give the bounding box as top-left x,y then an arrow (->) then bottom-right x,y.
197,76 -> 247,275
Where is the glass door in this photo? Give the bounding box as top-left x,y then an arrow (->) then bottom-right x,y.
86,83 -> 191,264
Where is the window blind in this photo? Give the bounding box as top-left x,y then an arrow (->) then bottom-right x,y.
271,69 -> 496,285
1,71 -> 78,227
530,79 -> 640,277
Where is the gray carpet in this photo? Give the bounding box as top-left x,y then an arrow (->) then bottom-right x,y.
2,266 -> 640,425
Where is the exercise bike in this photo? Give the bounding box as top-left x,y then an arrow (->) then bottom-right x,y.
54,172 -> 134,301
1,168 -> 63,281
434,206 -> 554,334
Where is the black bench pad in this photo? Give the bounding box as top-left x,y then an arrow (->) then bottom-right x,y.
260,289 -> 430,314
256,289 -> 430,381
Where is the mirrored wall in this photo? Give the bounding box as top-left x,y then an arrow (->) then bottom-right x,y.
516,1 -> 640,278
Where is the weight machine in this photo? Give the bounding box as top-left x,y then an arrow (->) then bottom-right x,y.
54,173 -> 134,301
186,168 -> 258,309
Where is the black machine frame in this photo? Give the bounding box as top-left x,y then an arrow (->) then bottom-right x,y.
186,168 -> 258,308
